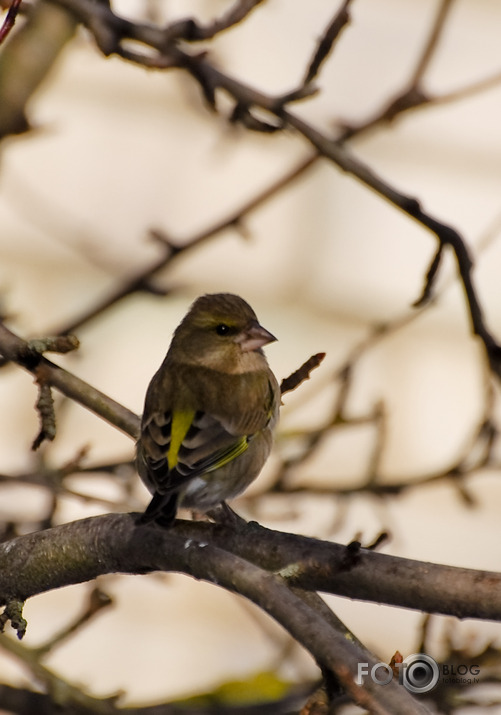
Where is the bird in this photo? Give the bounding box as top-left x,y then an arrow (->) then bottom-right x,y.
136,293 -> 280,526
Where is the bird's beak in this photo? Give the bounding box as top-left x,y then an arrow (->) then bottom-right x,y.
236,321 -> 277,352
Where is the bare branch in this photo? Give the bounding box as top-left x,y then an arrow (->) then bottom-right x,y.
412,243 -> 444,308
431,67 -> 501,107
2,4 -> 501,710
27,335 -> 80,354
32,586 -> 113,657
178,520 -> 501,623
55,152 -> 318,335
278,108 -> 501,375
409,0 -> 455,87
0,633 -> 120,712
280,353 -> 326,395
336,1 -> 487,141
303,0 -> 353,86
172,0 -> 267,42
2,515 -> 501,626
40,2 -> 501,383
0,322 -> 140,439
0,513 -> 438,713
31,380 -> 56,450
0,0 -> 22,45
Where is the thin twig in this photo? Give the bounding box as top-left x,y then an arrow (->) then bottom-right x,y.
179,0 -> 266,41
55,152 -> 318,335
280,353 -> 326,395
0,322 -> 140,438
0,0 -> 22,45
409,0 -> 455,87
303,0 -> 352,86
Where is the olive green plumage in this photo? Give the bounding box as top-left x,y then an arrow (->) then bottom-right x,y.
137,293 -> 280,526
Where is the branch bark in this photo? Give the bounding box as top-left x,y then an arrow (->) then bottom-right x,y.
0,513 -> 438,714
1,514 -> 500,625
0,322 -> 139,439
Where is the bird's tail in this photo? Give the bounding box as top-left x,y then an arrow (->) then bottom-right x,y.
137,491 -> 179,528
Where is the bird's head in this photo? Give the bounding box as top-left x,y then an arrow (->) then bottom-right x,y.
169,293 -> 277,373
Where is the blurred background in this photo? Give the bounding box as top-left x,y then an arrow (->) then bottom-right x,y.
1,0 -> 501,711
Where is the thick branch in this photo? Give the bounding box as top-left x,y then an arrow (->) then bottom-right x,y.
0,682 -> 310,715
1,514 -> 500,624
0,513 -> 433,713
178,520 -> 501,622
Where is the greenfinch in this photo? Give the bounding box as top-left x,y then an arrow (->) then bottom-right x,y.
137,293 -> 280,526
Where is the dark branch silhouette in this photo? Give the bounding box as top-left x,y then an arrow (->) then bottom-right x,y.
1,2 -> 501,712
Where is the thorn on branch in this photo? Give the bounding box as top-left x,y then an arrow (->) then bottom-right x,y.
412,244 -> 444,308
0,599 -> 27,639
280,352 -> 326,395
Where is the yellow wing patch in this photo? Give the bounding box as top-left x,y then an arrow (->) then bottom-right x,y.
167,409 -> 196,470
205,436 -> 249,473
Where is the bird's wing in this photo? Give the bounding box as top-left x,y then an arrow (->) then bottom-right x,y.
138,362 -> 278,496
140,408 -> 250,495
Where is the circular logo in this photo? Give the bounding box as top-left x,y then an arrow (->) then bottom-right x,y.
401,654 -> 440,694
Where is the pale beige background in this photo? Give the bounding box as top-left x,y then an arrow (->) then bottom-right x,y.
1,0 -> 501,710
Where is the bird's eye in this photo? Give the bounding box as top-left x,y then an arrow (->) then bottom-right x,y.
215,323 -> 230,336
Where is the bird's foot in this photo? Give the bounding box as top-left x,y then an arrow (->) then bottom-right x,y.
206,502 -> 247,530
